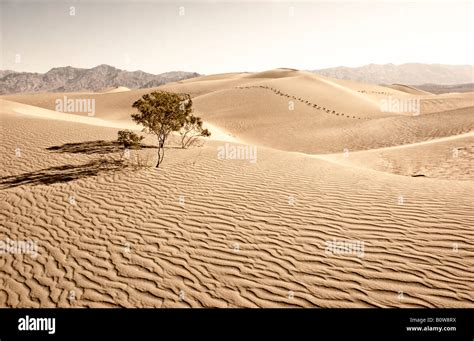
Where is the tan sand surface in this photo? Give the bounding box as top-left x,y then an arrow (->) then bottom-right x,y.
1,70 -> 473,307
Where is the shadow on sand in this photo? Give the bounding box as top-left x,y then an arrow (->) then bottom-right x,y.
46,140 -> 156,155
0,158 -> 125,189
0,140 -> 168,189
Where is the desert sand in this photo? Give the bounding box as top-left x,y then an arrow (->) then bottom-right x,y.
1,69 -> 473,307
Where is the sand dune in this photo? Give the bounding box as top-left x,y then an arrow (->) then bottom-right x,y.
418,92 -> 474,114
1,69 -> 473,308
316,132 -> 474,181
192,87 -> 472,153
4,69 -> 472,154
387,84 -> 432,95
101,86 -> 131,93
0,99 -> 136,130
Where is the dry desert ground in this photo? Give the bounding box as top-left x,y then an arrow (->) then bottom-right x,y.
1,69 -> 473,307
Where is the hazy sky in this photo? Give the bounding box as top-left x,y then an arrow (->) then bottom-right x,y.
1,0 -> 473,74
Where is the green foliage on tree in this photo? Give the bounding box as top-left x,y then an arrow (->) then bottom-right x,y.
180,115 -> 211,149
117,130 -> 144,148
132,91 -> 205,167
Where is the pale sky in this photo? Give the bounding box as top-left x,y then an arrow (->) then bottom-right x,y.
1,0 -> 473,74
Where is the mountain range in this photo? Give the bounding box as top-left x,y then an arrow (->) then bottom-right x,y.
314,63 -> 473,85
0,64 -> 200,94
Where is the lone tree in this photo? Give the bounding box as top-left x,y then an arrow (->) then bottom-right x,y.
179,115 -> 211,149
132,91 -> 205,167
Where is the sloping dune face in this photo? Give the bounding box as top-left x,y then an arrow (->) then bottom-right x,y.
388,84 -> 433,95
190,71 -> 473,153
102,86 -> 131,93
316,133 -> 474,181
1,68 -> 473,308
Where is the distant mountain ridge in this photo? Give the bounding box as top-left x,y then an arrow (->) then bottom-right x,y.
0,64 -> 201,94
313,63 -> 474,85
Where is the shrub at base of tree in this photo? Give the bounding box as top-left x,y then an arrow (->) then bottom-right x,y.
117,130 -> 144,148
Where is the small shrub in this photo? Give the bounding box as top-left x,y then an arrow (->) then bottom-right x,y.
117,130 -> 144,148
